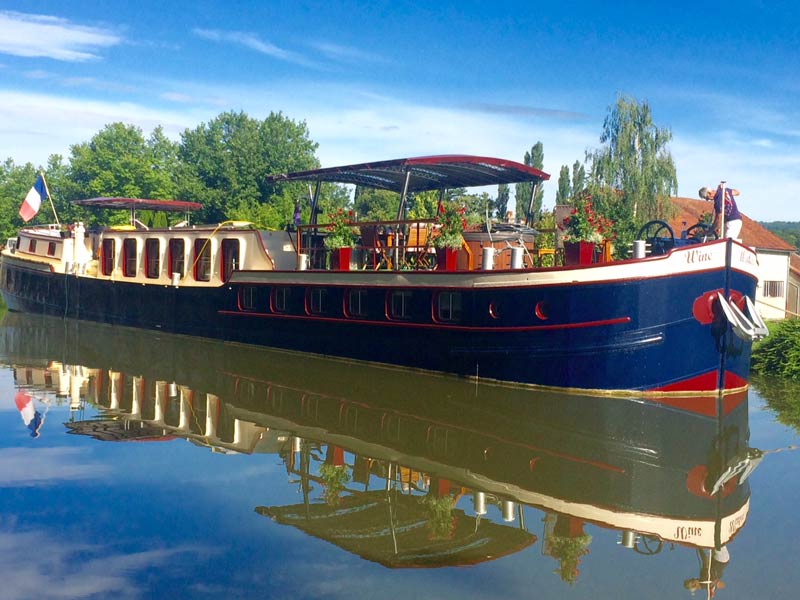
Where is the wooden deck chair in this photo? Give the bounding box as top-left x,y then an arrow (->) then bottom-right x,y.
402,222 -> 433,269
359,225 -> 392,270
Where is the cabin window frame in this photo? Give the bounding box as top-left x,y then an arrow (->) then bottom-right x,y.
122,238 -> 138,277
435,291 -> 462,323
238,286 -> 258,312
346,289 -> 369,318
28,239 -> 37,253
306,287 -> 328,315
221,238 -> 240,282
47,241 -> 57,257
271,287 -> 291,313
145,238 -> 160,279
388,290 -> 413,321
101,238 -> 115,276
168,239 -> 185,279
193,238 -> 212,282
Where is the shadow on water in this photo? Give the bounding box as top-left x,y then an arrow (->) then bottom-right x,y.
0,312 -> 764,593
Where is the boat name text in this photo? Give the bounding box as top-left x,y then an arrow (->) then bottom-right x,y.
686,249 -> 713,264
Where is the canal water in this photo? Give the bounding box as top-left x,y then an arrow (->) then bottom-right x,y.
1,313 -> 799,599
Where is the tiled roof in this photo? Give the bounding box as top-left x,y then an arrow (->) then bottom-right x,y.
790,252 -> 800,277
669,196 -> 796,252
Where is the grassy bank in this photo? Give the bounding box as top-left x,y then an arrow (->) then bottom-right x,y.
751,319 -> 800,380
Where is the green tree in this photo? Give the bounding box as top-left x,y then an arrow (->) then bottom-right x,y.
354,188 -> 401,221
495,183 -> 510,220
64,123 -> 180,226
0,159 -> 39,239
178,111 -> 319,227
515,142 -> 544,221
586,95 -> 678,253
555,165 -> 571,205
67,123 -> 177,200
571,160 -> 585,201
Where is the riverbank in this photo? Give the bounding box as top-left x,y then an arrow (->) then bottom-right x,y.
751,319 -> 800,380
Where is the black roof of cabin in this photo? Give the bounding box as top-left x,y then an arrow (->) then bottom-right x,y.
267,155 -> 550,193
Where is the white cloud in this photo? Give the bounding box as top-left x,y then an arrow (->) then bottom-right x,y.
0,11 -> 121,62
1,77 -> 797,221
0,527 -> 211,600
0,90 -> 211,165
193,28 -> 312,66
309,41 -> 388,65
0,447 -> 109,486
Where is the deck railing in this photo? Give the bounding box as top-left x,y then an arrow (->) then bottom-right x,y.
297,219 -> 442,271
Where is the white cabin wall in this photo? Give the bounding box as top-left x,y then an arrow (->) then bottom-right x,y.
260,230 -> 298,270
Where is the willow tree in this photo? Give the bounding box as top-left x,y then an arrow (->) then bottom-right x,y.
586,96 -> 677,242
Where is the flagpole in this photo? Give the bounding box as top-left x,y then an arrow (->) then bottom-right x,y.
40,172 -> 60,226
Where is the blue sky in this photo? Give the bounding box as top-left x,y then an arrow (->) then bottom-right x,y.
1,1 -> 798,220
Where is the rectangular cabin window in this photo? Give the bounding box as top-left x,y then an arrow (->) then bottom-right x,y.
763,280 -> 785,298
28,239 -> 37,253
101,239 -> 115,276
122,239 -> 137,277
389,290 -> 413,320
239,286 -> 258,311
272,287 -> 291,312
47,241 -> 56,257
307,288 -> 327,315
194,239 -> 212,282
145,239 -> 160,279
168,239 -> 185,278
221,239 -> 240,282
437,291 -> 462,322
347,289 -> 369,317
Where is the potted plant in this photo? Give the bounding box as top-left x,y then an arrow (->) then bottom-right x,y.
431,201 -> 466,270
558,197 -> 614,265
323,208 -> 357,270
318,462 -> 350,506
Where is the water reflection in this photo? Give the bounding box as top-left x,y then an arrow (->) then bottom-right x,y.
0,313 -> 761,592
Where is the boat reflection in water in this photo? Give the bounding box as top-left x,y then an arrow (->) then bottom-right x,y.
0,313 -> 760,588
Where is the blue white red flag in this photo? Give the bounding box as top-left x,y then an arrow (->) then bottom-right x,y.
20,174 -> 47,222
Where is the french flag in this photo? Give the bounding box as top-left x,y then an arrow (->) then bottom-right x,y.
20,174 -> 47,222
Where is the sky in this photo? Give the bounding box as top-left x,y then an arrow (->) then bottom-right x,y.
0,1 -> 799,221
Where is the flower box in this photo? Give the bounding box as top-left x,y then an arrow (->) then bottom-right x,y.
435,247 -> 459,271
330,247 -> 352,271
563,241 -> 596,265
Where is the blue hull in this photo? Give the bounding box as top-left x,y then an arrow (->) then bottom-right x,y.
0,246 -> 757,394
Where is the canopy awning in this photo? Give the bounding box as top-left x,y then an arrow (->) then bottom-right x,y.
267,155 -> 550,193
73,197 -> 202,212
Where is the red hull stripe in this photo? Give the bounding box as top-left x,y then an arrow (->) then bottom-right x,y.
649,374 -> 748,416
219,309 -> 631,333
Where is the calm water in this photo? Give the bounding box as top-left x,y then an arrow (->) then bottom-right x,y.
1,313 -> 799,600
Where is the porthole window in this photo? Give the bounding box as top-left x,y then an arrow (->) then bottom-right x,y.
488,301 -> 499,319
535,301 -> 549,320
